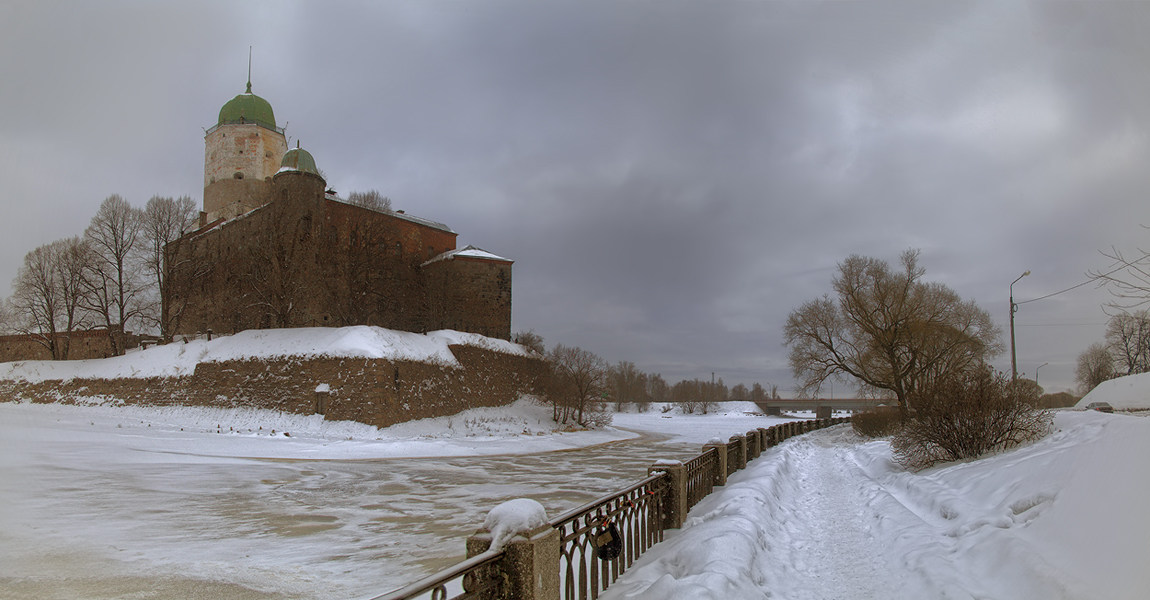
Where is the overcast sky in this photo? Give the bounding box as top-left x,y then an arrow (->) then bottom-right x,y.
4,1 -> 1150,395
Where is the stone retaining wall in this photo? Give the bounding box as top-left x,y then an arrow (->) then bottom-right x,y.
0,345 -> 548,429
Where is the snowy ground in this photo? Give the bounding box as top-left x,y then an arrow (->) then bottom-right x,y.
603,410 -> 1150,600
3,337 -> 1148,599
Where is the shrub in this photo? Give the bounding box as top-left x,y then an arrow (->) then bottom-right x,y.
851,408 -> 902,437
892,367 -> 1052,470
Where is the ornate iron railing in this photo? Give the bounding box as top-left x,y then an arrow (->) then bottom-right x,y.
369,548 -> 505,600
369,416 -> 851,600
550,472 -> 668,600
684,447 -> 717,511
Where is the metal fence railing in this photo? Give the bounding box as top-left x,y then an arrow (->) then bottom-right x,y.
684,447 -> 717,510
372,416 -> 851,600
369,548 -> 506,600
550,472 -> 668,600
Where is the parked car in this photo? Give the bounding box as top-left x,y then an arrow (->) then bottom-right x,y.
1086,401 -> 1114,413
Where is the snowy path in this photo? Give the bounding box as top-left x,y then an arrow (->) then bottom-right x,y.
600,426 -> 915,600
770,438 -> 903,598
602,415 -> 1150,600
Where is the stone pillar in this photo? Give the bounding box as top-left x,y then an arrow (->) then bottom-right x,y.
703,441 -> 728,486
467,524 -> 560,600
648,461 -> 686,530
731,435 -> 747,471
746,430 -> 759,459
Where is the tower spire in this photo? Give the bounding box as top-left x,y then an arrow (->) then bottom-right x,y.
246,46 -> 252,93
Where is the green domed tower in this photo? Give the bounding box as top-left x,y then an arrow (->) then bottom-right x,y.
202,79 -> 289,223
279,146 -> 319,176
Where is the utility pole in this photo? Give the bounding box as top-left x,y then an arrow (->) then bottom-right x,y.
1010,270 -> 1030,382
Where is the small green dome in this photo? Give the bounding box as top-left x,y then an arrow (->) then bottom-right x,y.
218,82 -> 277,129
280,146 -> 319,175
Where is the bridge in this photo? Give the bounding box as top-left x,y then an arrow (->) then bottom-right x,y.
743,398 -> 884,417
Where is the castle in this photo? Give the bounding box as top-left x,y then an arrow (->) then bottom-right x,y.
163,79 -> 513,340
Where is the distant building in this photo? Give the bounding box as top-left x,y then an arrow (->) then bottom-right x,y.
164,79 -> 512,340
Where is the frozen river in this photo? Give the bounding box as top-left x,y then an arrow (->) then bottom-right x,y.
1,402 -> 776,600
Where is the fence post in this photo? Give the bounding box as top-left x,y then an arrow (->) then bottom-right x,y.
467,524 -> 560,600
648,461 -> 686,530
746,430 -> 759,459
703,440 -> 728,486
731,435 -> 747,470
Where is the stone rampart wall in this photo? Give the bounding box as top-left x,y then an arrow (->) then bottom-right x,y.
0,345 -> 548,429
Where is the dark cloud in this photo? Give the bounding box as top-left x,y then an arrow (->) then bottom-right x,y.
4,1 -> 1150,394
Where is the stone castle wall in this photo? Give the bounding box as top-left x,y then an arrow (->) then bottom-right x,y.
167,170 -> 513,340
425,257 -> 512,340
0,330 -> 143,363
0,345 -> 548,429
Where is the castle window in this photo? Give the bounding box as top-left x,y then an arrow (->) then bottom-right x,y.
233,172 -> 244,179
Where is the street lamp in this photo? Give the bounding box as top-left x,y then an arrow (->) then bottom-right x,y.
1036,362 -> 1049,390
1010,270 -> 1030,382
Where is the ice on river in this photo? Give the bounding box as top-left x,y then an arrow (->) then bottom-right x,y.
0,398 -> 790,599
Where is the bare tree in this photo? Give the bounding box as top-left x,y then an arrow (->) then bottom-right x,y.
608,360 -> 646,410
243,197 -> 321,328
56,236 -> 92,357
784,249 -> 1003,419
750,382 -> 766,402
512,329 -> 546,355
1089,245 -> 1150,310
0,299 -> 15,335
1104,311 -> 1150,375
672,379 -> 701,414
1076,342 -> 1115,395
646,372 -> 669,405
10,238 -> 92,359
731,383 -> 749,400
140,195 -> 198,340
545,344 -> 610,426
346,190 -> 393,213
83,195 -> 145,354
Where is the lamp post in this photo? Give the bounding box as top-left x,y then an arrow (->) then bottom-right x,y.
1036,362 -> 1049,390
1010,271 -> 1030,382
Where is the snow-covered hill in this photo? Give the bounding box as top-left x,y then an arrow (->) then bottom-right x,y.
1076,371 -> 1150,410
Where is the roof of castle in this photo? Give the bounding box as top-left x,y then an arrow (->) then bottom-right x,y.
325,192 -> 456,234
217,81 -> 278,131
423,245 -> 512,266
280,146 -> 319,176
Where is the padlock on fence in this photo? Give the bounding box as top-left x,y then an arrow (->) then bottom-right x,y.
591,517 -> 622,561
